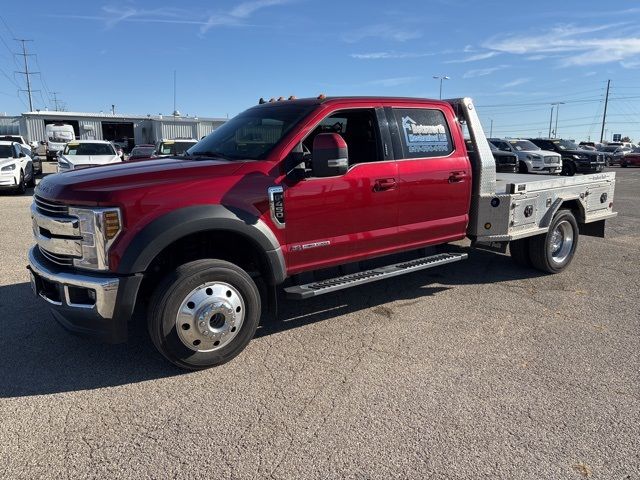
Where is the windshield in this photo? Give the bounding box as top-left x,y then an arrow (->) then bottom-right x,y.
188,104 -> 314,160
0,145 -> 13,158
64,143 -> 115,156
509,140 -> 540,151
553,139 -> 579,150
130,146 -> 155,157
158,141 -> 197,156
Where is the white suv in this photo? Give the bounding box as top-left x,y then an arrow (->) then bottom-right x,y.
0,141 -> 35,194
489,138 -> 562,174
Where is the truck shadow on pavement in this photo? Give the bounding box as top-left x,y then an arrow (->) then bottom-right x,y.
0,247 -> 543,398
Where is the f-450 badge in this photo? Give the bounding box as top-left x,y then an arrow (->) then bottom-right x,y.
268,186 -> 285,228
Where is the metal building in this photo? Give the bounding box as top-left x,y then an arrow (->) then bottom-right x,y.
15,111 -> 226,145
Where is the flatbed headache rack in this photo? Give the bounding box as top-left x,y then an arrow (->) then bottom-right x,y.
447,97 -> 617,250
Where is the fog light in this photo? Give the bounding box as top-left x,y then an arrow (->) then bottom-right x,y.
484,222 -> 491,230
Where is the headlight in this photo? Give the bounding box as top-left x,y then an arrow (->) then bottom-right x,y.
572,154 -> 588,160
68,207 -> 122,271
531,154 -> 541,159
1,163 -> 16,172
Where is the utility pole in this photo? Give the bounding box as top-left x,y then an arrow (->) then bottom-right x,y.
489,119 -> 493,137
111,104 -> 115,115
14,38 -> 39,112
51,91 -> 63,111
173,70 -> 177,115
548,105 -> 554,137
554,102 -> 564,138
599,79 -> 611,143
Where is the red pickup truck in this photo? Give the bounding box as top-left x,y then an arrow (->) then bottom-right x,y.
28,96 -> 617,369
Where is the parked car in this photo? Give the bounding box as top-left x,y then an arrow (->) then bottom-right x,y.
489,138 -> 561,174
57,140 -> 122,172
0,140 -> 35,193
621,148 -> 640,167
0,135 -> 40,173
154,138 -> 198,157
28,96 -> 617,370
599,145 -> 629,166
127,144 -> 156,161
528,138 -> 605,176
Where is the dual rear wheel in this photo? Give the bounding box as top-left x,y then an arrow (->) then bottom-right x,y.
510,209 -> 579,273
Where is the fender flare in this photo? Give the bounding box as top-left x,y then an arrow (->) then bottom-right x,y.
116,205 -> 287,285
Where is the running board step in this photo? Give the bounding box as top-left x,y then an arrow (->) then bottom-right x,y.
284,252 -> 468,299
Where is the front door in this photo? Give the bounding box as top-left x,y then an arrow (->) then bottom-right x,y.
283,108 -> 398,275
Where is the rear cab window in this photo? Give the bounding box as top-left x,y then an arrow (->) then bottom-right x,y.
392,108 -> 454,159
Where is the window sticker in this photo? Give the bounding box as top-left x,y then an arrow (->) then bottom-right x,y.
394,108 -> 453,159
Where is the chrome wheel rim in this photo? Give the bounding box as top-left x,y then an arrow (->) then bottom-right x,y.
550,220 -> 574,264
175,282 -> 245,352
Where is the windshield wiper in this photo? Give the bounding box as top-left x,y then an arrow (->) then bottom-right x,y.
189,151 -> 244,161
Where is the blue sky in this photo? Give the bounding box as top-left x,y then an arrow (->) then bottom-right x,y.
1,0 -> 640,142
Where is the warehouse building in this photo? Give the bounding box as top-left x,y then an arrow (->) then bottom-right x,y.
0,111 -> 227,146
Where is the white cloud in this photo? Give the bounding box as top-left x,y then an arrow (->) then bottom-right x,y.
446,51 -> 500,63
343,25 -> 422,43
366,76 -> 420,87
350,51 -> 436,59
502,78 -> 530,88
53,2 -> 290,34
483,23 -> 640,67
462,66 -> 507,78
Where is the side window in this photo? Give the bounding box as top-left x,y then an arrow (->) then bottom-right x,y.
393,108 -> 453,159
303,109 -> 382,169
14,144 -> 20,157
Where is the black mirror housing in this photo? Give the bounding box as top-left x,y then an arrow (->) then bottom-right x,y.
311,133 -> 348,177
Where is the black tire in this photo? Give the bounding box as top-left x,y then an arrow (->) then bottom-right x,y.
15,170 -> 26,194
518,161 -> 528,174
529,210 -> 579,274
509,238 -> 531,267
26,168 -> 36,188
147,259 -> 261,370
561,160 -> 576,176
621,162 -> 628,168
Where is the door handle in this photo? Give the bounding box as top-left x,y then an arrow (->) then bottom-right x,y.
373,178 -> 396,192
448,171 -> 465,183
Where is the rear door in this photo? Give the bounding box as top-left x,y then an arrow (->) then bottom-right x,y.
385,104 -> 471,248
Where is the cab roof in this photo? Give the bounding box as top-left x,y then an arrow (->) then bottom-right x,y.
253,96 -> 451,108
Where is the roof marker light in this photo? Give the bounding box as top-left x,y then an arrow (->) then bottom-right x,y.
317,93 -> 326,100
258,97 -> 266,104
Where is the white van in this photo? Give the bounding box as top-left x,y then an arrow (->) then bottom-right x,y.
45,123 -> 76,160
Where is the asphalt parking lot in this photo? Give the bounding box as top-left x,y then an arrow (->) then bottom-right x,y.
0,164 -> 638,479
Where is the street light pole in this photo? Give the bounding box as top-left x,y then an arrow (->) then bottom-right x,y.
548,106 -> 554,138
432,75 -> 450,99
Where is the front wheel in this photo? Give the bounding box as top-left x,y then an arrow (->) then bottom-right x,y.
15,170 -> 26,194
529,210 -> 579,273
518,161 -> 528,174
147,259 -> 261,370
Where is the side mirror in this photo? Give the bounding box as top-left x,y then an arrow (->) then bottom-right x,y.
19,152 -> 26,158
311,133 -> 348,177
285,142 -> 307,180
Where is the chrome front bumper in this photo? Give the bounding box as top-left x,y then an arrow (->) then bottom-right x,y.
28,246 -> 119,319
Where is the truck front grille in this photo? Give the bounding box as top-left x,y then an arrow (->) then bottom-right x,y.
39,246 -> 74,266
34,195 -> 68,216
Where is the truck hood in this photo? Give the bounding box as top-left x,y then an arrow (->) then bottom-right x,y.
61,154 -> 121,166
36,157 -> 246,204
